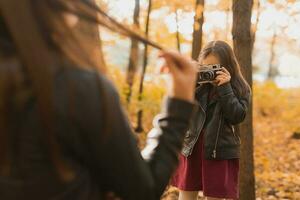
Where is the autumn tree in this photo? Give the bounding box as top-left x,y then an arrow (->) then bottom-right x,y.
191,0 -> 205,60
151,0 -> 194,51
265,0 -> 297,80
251,0 -> 261,52
135,0 -> 194,132
232,0 -> 255,200
216,1 -> 232,42
126,0 -> 140,103
175,9 -> 181,52
135,0 -> 152,133
267,28 -> 279,80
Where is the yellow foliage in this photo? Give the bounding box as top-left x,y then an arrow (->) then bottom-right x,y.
253,82 -> 300,199
108,67 -> 166,147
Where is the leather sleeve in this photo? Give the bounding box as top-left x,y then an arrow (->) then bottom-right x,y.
217,82 -> 250,125
71,71 -> 196,200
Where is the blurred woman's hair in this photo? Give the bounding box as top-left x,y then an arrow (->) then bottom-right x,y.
0,0 -> 111,180
198,40 -> 251,98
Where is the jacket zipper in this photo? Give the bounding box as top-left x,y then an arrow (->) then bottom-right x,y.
212,117 -> 222,159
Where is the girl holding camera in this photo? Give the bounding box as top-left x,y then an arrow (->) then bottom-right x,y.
171,40 -> 251,200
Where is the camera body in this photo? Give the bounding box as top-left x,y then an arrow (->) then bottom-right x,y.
197,63 -> 222,83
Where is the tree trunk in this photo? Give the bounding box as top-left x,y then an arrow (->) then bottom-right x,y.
126,0 -> 140,103
232,0 -> 255,200
135,0 -> 152,133
191,0 -> 205,60
175,10 -> 181,52
251,0 -> 261,53
267,28 -> 278,80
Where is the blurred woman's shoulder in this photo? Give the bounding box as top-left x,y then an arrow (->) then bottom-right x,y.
56,64 -> 119,100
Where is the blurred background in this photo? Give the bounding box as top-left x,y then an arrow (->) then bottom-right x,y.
93,0 -> 300,199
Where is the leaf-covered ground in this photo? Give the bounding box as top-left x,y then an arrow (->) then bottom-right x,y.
252,82 -> 300,200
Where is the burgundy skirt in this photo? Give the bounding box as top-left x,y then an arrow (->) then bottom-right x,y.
171,131 -> 239,199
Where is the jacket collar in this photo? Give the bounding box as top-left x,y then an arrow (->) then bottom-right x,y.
195,84 -> 209,112
208,87 -> 219,106
195,84 -> 219,111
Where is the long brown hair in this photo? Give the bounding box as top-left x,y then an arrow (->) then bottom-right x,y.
1,0 -> 164,180
0,0 -> 113,180
199,40 -> 251,98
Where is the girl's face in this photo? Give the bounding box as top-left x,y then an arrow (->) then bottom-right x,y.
201,53 -> 220,66
200,54 -> 220,86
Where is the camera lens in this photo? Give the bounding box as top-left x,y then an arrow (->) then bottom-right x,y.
202,71 -> 214,80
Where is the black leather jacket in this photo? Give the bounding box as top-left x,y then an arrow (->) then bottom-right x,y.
181,82 -> 250,160
0,67 -> 196,200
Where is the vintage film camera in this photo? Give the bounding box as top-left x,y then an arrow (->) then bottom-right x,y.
197,63 -> 222,83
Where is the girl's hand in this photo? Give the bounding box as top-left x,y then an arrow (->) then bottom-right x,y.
159,51 -> 197,103
214,67 -> 231,86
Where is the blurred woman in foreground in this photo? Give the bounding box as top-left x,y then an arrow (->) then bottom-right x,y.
0,0 -> 197,199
